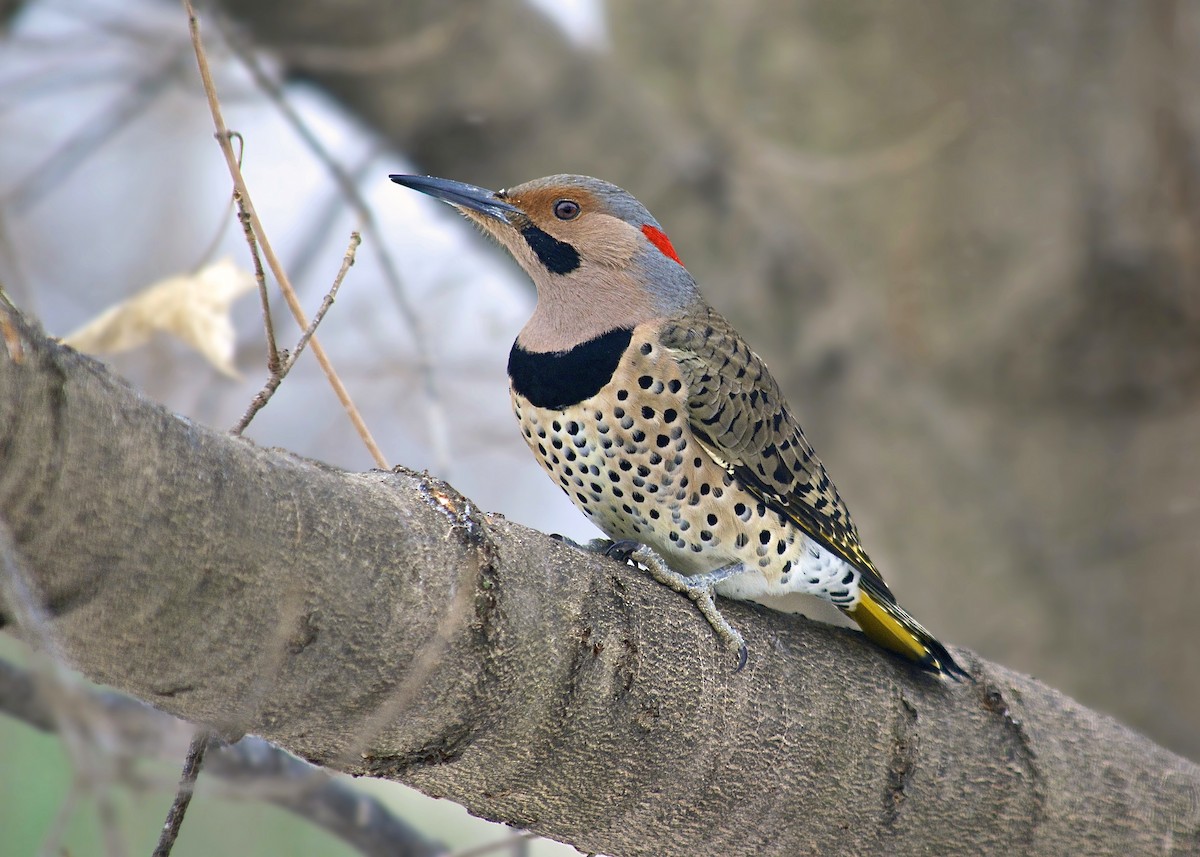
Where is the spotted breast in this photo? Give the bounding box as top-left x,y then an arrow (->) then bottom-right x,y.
508,321 -> 862,605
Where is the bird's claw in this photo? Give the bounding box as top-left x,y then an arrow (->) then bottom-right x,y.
630,547 -> 749,672
602,538 -> 641,564
735,642 -> 749,673
559,538 -> 749,671
558,536 -> 643,564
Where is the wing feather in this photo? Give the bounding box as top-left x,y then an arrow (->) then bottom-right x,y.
659,308 -> 897,603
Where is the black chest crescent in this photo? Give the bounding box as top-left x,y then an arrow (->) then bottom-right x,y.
507,327 -> 634,409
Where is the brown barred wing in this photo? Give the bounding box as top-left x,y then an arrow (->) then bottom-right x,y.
658,307 -> 896,601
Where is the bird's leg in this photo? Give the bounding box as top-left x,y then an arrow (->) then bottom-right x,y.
556,535 -> 749,670
630,546 -> 750,672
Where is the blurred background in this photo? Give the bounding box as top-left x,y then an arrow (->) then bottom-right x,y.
1,0 -> 1198,853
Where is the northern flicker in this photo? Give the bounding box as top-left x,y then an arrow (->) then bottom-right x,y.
391,173 -> 968,679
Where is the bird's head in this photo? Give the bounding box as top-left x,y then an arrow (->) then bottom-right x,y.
390,173 -> 701,351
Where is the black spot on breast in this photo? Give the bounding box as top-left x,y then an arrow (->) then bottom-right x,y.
520,225 -> 580,274
508,327 -> 633,409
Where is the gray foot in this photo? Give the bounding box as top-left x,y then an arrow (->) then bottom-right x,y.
630,547 -> 750,672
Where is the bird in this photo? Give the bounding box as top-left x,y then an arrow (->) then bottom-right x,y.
390,172 -> 968,680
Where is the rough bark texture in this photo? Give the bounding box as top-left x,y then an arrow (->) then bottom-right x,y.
203,0 -> 1200,764
3,302 -> 1199,855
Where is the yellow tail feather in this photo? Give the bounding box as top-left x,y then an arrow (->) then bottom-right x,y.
846,590 -> 969,680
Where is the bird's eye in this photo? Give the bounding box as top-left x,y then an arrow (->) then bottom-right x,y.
554,199 -> 580,220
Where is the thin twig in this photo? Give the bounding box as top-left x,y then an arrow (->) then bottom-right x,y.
0,658 -> 451,857
0,519 -> 122,857
291,234 -> 360,371
5,48 -> 190,210
232,231 -> 361,435
191,132 -> 245,274
235,191 -> 280,375
151,728 -> 214,857
452,830 -> 537,857
214,15 -> 453,473
182,0 -> 388,467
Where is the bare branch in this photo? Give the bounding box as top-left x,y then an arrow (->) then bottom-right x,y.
0,658 -> 451,857
152,729 -> 213,857
212,13 -> 453,472
2,297 -> 1198,856
181,0 -> 388,467
232,231 -> 361,435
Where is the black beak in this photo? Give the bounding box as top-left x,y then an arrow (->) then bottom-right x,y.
389,174 -> 522,224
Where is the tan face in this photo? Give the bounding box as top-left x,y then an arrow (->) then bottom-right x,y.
464,185 -> 644,274
453,183 -> 670,352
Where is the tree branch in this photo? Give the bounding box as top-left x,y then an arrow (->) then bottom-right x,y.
2,302 -> 1197,856
0,658 -> 449,857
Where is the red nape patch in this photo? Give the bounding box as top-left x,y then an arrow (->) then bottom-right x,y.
641,224 -> 682,265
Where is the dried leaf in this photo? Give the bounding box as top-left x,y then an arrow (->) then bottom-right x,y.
63,259 -> 256,377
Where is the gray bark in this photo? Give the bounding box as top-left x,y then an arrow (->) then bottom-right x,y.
2,302 -> 1198,856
